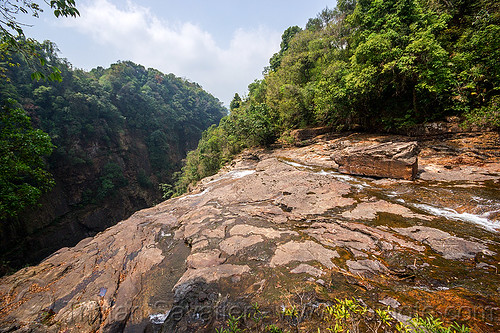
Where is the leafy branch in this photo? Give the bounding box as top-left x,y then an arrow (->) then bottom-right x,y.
0,0 -> 79,81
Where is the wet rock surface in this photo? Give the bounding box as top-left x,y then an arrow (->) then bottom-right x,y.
1,132 -> 499,332
394,226 -> 490,260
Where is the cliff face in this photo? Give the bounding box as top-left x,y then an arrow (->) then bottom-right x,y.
1,127 -> 167,270
0,132 -> 499,333
0,61 -> 227,272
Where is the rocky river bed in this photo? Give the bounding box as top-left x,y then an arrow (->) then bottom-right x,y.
0,132 -> 499,332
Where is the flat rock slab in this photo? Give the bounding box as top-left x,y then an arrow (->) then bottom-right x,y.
346,259 -> 390,277
1,132 -> 499,333
219,235 -> 264,256
229,224 -> 297,239
394,226 -> 491,260
332,141 -> 419,180
290,263 -> 325,277
186,249 -> 225,269
269,240 -> 339,269
306,221 -> 425,256
174,264 -> 251,288
341,200 -> 431,221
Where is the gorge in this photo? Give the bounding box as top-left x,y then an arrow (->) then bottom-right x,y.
0,58 -> 226,273
1,1 -> 499,332
0,129 -> 498,332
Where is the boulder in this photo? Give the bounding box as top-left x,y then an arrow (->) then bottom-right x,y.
290,126 -> 332,141
332,141 -> 419,180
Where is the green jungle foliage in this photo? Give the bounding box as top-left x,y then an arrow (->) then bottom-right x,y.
175,0 -> 499,194
0,41 -> 226,218
215,298 -> 470,333
0,0 -> 79,82
0,99 -> 54,219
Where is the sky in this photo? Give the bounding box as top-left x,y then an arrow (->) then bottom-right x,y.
23,0 -> 336,106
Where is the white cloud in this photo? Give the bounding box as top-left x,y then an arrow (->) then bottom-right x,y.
62,0 -> 280,105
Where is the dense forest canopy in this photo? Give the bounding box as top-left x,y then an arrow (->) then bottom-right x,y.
0,40 -> 227,219
0,99 -> 54,219
1,0 -> 499,209
174,0 -> 499,194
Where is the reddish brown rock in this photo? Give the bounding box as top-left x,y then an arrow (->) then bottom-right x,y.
174,264 -> 251,288
290,263 -> 325,277
341,200 -> 431,221
394,226 -> 491,260
346,259 -> 390,277
269,240 -> 339,269
332,141 -> 419,180
186,249 -> 225,269
0,132 -> 499,333
290,126 -> 332,141
219,235 -> 264,255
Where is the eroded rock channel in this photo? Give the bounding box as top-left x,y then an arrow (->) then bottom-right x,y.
1,132 -> 499,332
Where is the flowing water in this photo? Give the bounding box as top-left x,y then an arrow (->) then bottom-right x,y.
279,157 -> 500,234
278,156 -> 500,330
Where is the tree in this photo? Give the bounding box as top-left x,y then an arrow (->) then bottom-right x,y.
235,103 -> 276,146
337,0 -> 356,14
230,93 -> 242,112
174,0 -> 500,194
306,7 -> 336,31
0,100 -> 54,219
0,1 -> 79,220
0,0 -> 79,81
269,26 -> 302,71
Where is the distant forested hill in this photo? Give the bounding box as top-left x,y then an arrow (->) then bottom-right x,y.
0,42 -> 226,273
